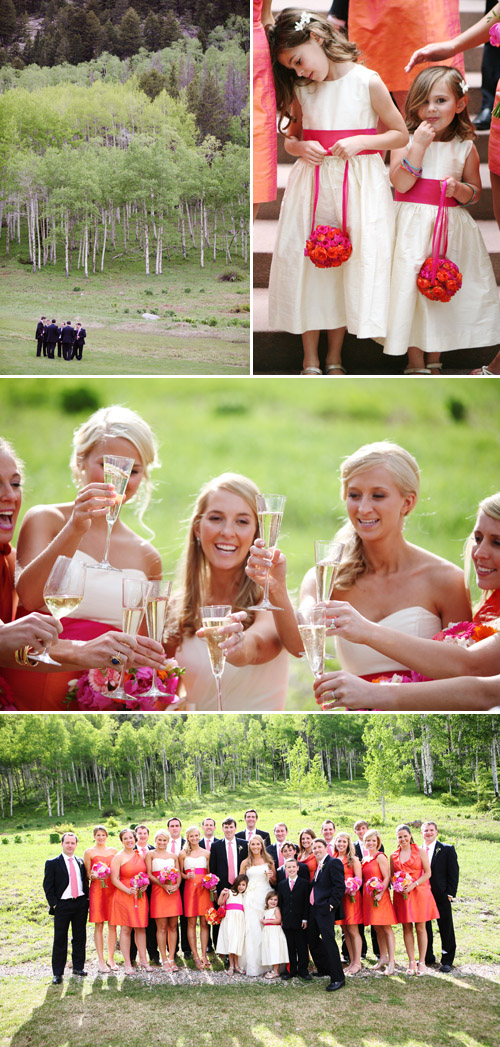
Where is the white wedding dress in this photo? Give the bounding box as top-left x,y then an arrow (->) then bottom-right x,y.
240,864 -> 272,976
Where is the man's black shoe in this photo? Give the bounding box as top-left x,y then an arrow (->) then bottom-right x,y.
73,970 -> 88,976
52,975 -> 63,984
472,107 -> 492,130
439,964 -> 452,973
312,970 -> 329,977
326,979 -> 345,992
299,972 -> 313,981
281,971 -> 293,980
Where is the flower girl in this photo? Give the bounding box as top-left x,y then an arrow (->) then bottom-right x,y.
260,890 -> 289,979
216,874 -> 248,975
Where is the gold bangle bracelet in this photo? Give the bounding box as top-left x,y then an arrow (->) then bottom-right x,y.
14,645 -> 30,665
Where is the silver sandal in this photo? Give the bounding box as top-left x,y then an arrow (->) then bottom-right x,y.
300,367 -> 322,375
324,365 -> 347,375
404,368 -> 431,375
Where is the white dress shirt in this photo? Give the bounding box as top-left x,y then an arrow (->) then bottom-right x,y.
60,854 -> 84,900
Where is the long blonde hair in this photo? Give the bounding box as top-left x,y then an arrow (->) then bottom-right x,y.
0,437 -> 24,481
333,831 -> 356,869
334,442 -> 420,590
464,492 -> 500,612
245,835 -> 275,872
183,825 -> 201,856
168,472 -> 262,642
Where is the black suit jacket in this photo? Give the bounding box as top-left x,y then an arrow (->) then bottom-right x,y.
355,840 -> 385,861
277,861 -> 309,885
278,875 -> 310,929
429,841 -> 459,898
43,853 -> 89,914
61,326 -> 75,345
209,838 -> 248,894
235,828 -> 271,848
268,841 -> 299,868
36,321 -> 45,339
75,328 -> 86,346
310,855 -> 344,920
46,323 -> 60,345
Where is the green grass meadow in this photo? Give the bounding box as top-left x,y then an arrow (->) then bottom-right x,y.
1,770 -> 499,1047
1,375 -> 499,706
0,246 -> 250,374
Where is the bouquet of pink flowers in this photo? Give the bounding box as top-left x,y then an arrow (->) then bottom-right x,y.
202,873 -> 219,891
391,871 -> 413,900
131,871 -> 150,903
365,876 -> 384,906
157,867 -> 179,886
344,876 -> 362,903
65,660 -> 185,711
93,862 -> 111,888
205,905 -> 226,925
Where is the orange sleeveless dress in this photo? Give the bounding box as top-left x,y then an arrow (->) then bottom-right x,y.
336,855 -> 363,926
391,844 -> 440,924
89,850 -> 117,924
253,0 -> 277,204
183,853 -> 209,917
150,858 -> 183,918
362,852 -> 396,926
111,852 -> 148,929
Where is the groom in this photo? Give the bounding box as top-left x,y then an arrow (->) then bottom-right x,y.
43,832 -> 89,983
210,817 -> 248,899
308,838 -> 345,992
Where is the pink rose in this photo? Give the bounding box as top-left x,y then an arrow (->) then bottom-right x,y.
489,22 -> 500,46
88,668 -> 122,694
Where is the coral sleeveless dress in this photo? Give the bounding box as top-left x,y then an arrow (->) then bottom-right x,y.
253,0 -> 277,204
336,855 -> 363,926
183,853 -> 209,917
150,858 -> 183,918
391,844 -> 440,924
89,850 -> 117,923
362,853 -> 396,926
111,852 -> 148,929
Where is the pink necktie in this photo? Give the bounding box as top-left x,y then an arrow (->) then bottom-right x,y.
327,844 -> 334,856
69,857 -> 79,899
278,846 -> 283,865
171,841 -> 176,854
289,878 -> 295,891
248,831 -> 253,840
206,839 -> 211,852
227,842 -> 235,882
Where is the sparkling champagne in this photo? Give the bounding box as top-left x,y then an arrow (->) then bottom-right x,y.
202,618 -> 227,677
122,607 -> 144,635
258,511 -> 283,550
104,465 -> 128,524
316,561 -> 336,603
45,594 -> 83,619
298,623 -> 326,676
146,598 -> 169,643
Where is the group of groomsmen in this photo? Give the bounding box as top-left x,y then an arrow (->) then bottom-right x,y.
35,317 -> 86,361
42,808 -> 459,992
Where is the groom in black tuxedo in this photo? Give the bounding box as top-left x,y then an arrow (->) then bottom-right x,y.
210,817 -> 248,898
43,832 -> 89,983
308,838 -> 345,992
422,821 -> 459,972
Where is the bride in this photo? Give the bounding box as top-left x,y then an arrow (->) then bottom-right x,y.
239,836 -> 276,976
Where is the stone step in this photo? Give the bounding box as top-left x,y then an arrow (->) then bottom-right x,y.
252,290 -> 500,374
253,217 -> 500,286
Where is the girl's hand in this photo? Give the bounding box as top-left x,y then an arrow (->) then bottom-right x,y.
442,176 -> 461,198
246,539 -> 287,588
313,670 -> 376,709
1,612 -> 61,655
297,140 -> 329,166
413,121 -> 436,149
196,612 -> 246,654
330,136 -> 366,161
68,482 -> 116,536
324,601 -> 372,643
405,40 -> 455,73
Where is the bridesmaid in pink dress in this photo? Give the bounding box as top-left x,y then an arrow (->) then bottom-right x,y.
110,829 -> 149,974
253,1 -> 277,219
83,825 -> 117,973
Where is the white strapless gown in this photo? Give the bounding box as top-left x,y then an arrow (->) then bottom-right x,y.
335,606 -> 442,676
175,634 -> 289,712
65,550 -> 147,628
240,864 -> 273,976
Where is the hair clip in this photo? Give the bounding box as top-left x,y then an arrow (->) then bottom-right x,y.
295,11 -> 311,31
460,80 -> 469,94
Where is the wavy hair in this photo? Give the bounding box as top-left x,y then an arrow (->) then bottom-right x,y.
183,825 -> 201,856
464,491 -> 500,613
333,831 -> 357,868
245,836 -> 275,872
266,8 -> 360,132
0,437 -> 24,481
405,66 -> 476,142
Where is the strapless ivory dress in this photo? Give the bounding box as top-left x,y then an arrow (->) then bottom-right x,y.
335,606 -> 442,676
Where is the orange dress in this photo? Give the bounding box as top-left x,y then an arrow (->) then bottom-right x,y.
362,853 -> 396,926
253,0 -> 277,204
490,84 -> 500,177
391,844 -> 440,924
111,852 -> 148,929
183,853 -> 209,917
336,855 -> 363,926
298,852 -> 318,881
150,859 -> 183,918
348,0 -> 464,93
89,850 -> 117,923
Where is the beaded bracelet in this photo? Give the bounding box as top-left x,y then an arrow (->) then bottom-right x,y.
400,157 -> 423,177
459,182 -> 479,205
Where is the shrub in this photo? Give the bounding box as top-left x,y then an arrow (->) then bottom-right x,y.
14,835 -> 22,844
2,838 -> 8,845
73,286 -> 81,292
440,794 -> 460,807
144,289 -> 154,296
219,270 -> 243,282
447,398 -> 467,423
49,832 -> 61,844
184,288 -> 192,293
101,808 -> 120,818
59,387 -> 101,415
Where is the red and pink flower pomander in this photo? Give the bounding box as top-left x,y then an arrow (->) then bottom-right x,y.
305,225 -> 352,269
417,257 -> 463,303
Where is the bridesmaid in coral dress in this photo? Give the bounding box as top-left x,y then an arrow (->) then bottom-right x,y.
253,0 -> 277,219
110,828 -> 149,973
146,828 -> 182,972
334,831 -> 363,975
297,828 -> 318,881
362,829 -> 397,975
179,826 -> 210,969
390,823 -> 439,975
83,825 -> 117,973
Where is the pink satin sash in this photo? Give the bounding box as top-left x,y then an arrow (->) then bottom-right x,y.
302,128 -> 381,155
395,177 -> 459,206
225,902 -> 244,911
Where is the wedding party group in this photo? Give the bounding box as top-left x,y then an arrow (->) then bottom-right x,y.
35,318 -> 86,361
42,810 -> 459,993
0,404 -> 499,712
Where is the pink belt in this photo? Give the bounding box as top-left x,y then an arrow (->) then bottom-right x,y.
191,868 -> 206,874
225,902 -> 244,911
303,128 -> 382,156
395,177 -> 458,206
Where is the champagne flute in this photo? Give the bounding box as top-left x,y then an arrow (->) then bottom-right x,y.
248,494 -> 286,611
200,604 -> 232,713
143,580 -> 179,702
314,540 -> 344,603
30,555 -> 86,665
296,605 -> 327,678
110,578 -> 151,703
94,454 -> 135,570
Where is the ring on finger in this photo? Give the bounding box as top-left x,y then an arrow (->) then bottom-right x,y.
111,655 -> 122,666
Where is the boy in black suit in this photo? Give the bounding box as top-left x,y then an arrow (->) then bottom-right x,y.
422,821 -> 459,971
43,832 -> 89,984
277,858 -> 311,980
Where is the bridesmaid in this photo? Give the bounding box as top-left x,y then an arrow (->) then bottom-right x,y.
333,831 -> 363,975
390,823 -> 439,975
297,829 -> 317,880
179,826 -> 210,970
362,829 -> 397,975
145,829 -> 182,972
83,825 -> 117,973
110,828 -> 149,974
253,0 -> 277,219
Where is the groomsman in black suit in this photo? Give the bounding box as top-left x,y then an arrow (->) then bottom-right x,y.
35,317 -> 46,357
43,832 -> 89,984
268,822 -> 298,870
278,857 -> 311,981
74,322 -> 86,360
60,321 -> 76,361
210,817 -> 248,898
235,809 -> 271,848
276,842 -> 309,884
308,838 -> 345,992
130,823 -> 160,965
167,816 -> 189,958
45,320 -> 60,359
422,821 -> 459,972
